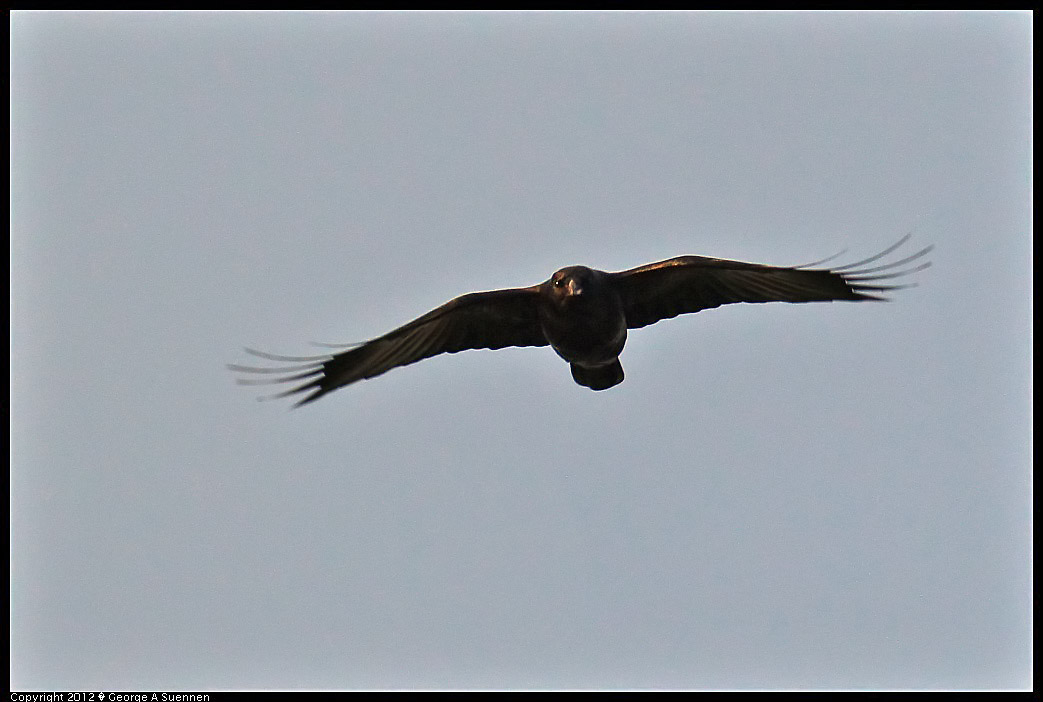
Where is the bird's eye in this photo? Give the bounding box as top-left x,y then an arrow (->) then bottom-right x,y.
553,278 -> 563,287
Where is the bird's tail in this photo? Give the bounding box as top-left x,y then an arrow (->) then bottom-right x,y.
570,360 -> 624,391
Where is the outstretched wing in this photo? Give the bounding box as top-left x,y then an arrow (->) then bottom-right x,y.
230,287 -> 547,405
609,234 -> 932,330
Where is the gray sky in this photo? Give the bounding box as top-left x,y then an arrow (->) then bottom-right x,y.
10,11 -> 1031,691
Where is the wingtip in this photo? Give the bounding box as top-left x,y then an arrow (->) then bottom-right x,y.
243,347 -> 331,363
829,232 -> 923,272
292,389 -> 326,408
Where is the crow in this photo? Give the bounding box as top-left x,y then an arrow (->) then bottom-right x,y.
230,235 -> 930,405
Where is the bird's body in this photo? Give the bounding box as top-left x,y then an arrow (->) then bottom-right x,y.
231,236 -> 931,405
539,266 -> 628,390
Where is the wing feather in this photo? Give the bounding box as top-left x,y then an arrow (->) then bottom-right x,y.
229,286 -> 546,405
610,236 -> 932,330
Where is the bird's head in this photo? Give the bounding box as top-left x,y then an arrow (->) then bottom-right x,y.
546,266 -> 601,306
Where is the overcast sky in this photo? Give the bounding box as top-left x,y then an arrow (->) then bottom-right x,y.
11,11 -> 1031,691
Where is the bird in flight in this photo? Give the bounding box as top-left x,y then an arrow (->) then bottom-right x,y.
230,235 -> 931,406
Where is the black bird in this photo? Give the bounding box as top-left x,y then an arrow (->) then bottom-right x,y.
230,235 -> 930,405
